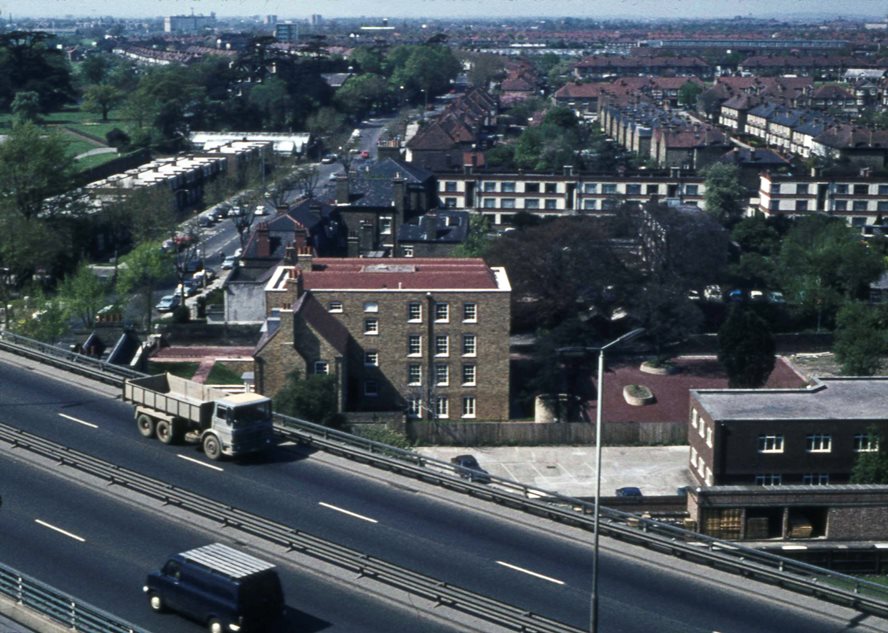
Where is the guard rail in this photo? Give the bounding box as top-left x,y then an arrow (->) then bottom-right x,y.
0,562 -> 147,633
0,422 -> 580,633
3,331 -> 888,619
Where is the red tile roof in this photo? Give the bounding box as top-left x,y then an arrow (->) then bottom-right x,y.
302,258 -> 502,291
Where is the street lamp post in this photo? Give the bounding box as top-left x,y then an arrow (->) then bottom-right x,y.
589,327 -> 644,633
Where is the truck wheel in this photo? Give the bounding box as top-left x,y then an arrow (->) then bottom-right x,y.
207,619 -> 223,633
137,414 -> 156,439
156,420 -> 175,445
203,435 -> 222,460
148,592 -> 164,612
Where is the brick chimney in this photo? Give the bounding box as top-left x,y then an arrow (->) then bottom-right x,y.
255,221 -> 271,258
335,174 -> 349,205
392,173 -> 407,225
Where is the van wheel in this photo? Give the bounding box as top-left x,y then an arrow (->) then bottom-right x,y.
208,618 -> 224,633
156,420 -> 175,445
203,435 -> 222,460
148,592 -> 164,612
137,415 -> 156,438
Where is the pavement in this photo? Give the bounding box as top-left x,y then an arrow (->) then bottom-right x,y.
416,444 -> 693,498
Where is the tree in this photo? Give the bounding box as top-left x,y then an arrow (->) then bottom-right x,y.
247,76 -> 291,130
57,263 -> 108,329
10,90 -> 40,124
851,428 -> 888,484
677,81 -> 703,109
833,302 -> 888,375
273,369 -> 344,428
451,214 -> 491,258
79,53 -> 111,85
0,31 -> 75,111
334,73 -> 391,119
631,282 -> 703,361
306,106 -> 345,139
703,163 -> 747,226
82,84 -> 123,121
116,242 -> 171,331
718,305 -> 776,388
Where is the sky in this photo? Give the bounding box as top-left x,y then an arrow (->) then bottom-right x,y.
8,0 -> 883,20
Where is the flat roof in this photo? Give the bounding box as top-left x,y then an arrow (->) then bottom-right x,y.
180,543 -> 275,578
692,377 -> 888,421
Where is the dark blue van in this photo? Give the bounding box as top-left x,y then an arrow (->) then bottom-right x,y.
144,542 -> 283,633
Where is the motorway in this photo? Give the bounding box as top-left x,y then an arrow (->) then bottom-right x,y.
1,357 -> 886,633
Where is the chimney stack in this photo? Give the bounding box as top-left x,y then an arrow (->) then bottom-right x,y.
255,221 -> 271,258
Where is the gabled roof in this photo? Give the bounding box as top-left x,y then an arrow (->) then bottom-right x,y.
398,210 -> 469,244
294,292 -> 350,355
345,158 -> 433,209
302,258 -> 506,291
553,82 -> 607,99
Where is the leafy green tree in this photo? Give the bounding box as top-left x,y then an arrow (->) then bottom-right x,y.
833,302 -> 888,375
9,291 -> 67,342
731,215 -> 782,256
388,45 -> 461,105
703,163 -> 747,226
484,144 -> 515,169
451,214 -> 491,258
248,76 -> 291,130
79,53 -> 111,85
334,73 -> 391,119
306,106 -> 346,138
851,428 -> 888,484
273,369 -> 344,428
465,52 -> 504,89
116,242 -> 171,331
0,31 -> 75,111
10,90 -> 40,124
82,84 -> 123,121
717,305 -> 776,387
58,263 -> 108,329
778,216 -> 885,329
678,81 -> 703,108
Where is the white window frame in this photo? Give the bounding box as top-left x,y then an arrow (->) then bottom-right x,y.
757,435 -> 784,453
364,318 -> 379,335
435,335 -> 449,357
463,302 -> 477,323
434,302 -> 449,323
407,364 -> 422,386
380,216 -> 393,235
407,398 -> 422,418
806,434 -> 832,453
462,396 -> 476,419
407,334 -> 422,356
313,361 -> 329,375
434,363 -> 449,386
407,302 -> 422,322
328,301 -> 343,313
364,351 -> 379,367
363,301 -> 379,313
754,474 -> 782,485
802,473 -> 830,485
462,334 -> 476,357
854,433 -> 879,452
402,244 -> 415,257
435,397 -> 449,419
462,364 -> 476,386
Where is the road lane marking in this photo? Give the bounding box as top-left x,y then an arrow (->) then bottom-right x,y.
496,561 -> 565,586
57,413 -> 98,429
318,502 -> 378,524
177,455 -> 224,472
34,519 -> 85,543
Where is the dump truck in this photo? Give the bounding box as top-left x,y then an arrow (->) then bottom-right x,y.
123,373 -> 275,460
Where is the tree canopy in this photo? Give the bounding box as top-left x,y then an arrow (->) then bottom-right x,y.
703,163 -> 746,226
717,305 -> 776,387
833,302 -> 888,375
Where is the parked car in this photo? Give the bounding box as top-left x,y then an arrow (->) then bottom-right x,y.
221,256 -> 239,270
749,289 -> 765,302
320,153 -> 337,164
727,289 -> 745,302
191,269 -> 215,288
197,213 -> 215,228
615,486 -> 643,497
703,285 -> 723,302
254,204 -> 267,216
155,294 -> 180,312
767,291 -> 786,304
450,454 -> 491,484
360,149 -> 370,159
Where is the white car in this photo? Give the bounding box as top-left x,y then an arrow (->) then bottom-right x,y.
254,204 -> 267,216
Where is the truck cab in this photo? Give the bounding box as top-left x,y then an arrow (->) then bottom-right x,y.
206,393 -> 275,459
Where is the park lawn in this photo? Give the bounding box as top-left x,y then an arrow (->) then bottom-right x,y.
147,361 -> 199,378
205,362 -> 245,385
74,152 -> 121,170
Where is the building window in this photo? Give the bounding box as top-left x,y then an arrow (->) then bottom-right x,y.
380,217 -> 393,235
854,433 -> 879,452
705,425 -> 713,448
328,301 -> 343,313
853,200 -> 869,212
363,301 -> 379,313
435,335 -> 449,356
851,216 -> 867,227
797,183 -> 809,195
364,351 -> 379,366
444,197 -> 457,208
627,184 -> 642,195
444,181 -> 457,192
757,435 -> 784,453
364,380 -> 378,397
854,184 -> 869,195
525,182 -> 540,193
501,198 -> 516,209
313,361 -> 329,375
646,184 -> 659,195
463,302 -> 477,322
483,198 -> 495,208
602,183 -> 617,194
545,199 -> 557,210
462,364 -> 476,385
835,184 -> 848,194
583,199 -> 597,210
802,473 -> 830,485
407,334 -> 422,356
462,396 -> 476,419
364,318 -> 379,335
878,185 -> 888,196
407,398 -> 422,418
434,302 -> 449,322
583,183 -> 598,194
834,200 -> 848,211
795,200 -> 808,212
698,419 -> 705,438
407,364 -> 422,385
685,184 -> 699,196
483,181 -> 496,192
525,198 -> 540,209
878,201 -> 888,212
435,397 -> 449,419
462,334 -> 477,356
754,474 -> 782,486
407,302 -> 422,322
806,434 -> 832,453
402,244 -> 415,257
501,181 -> 516,193
434,363 -> 449,386
545,183 -> 557,194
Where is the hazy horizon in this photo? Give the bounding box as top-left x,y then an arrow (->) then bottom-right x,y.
10,0 -> 882,21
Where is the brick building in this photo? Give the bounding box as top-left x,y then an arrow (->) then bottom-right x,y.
254,257 -> 511,421
688,378 -> 888,488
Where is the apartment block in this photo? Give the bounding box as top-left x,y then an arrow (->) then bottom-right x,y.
254,258 -> 511,421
